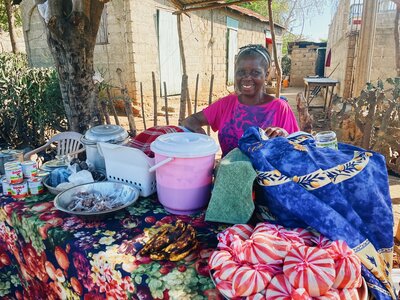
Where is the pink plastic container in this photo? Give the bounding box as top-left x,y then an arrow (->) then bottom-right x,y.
150,132 -> 219,215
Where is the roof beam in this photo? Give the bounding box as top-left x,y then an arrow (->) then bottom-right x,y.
175,0 -> 258,13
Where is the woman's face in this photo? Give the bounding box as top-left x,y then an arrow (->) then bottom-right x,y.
235,55 -> 268,97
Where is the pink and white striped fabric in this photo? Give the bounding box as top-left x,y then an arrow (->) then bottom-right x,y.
253,223 -> 304,244
311,234 -> 333,249
326,240 -> 362,289
338,288 -> 360,300
313,289 -> 340,299
216,280 -> 235,299
283,246 -> 335,297
246,292 -> 267,300
217,224 -> 254,250
219,260 -> 241,281
290,228 -> 316,246
244,232 -> 291,265
265,274 -> 311,300
208,250 -> 232,271
232,265 -> 273,297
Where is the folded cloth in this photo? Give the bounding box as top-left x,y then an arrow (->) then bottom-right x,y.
127,126 -> 183,157
239,126 -> 396,300
205,148 -> 256,224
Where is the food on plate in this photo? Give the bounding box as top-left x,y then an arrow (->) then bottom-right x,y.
67,191 -> 124,212
139,220 -> 198,261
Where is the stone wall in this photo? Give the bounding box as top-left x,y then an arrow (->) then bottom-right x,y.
290,45 -> 319,87
0,28 -> 26,53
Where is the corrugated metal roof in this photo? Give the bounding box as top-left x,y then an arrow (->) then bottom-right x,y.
172,0 -> 285,29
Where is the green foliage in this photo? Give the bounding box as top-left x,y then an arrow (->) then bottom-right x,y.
0,53 -> 67,149
0,2 -> 22,31
281,54 -> 291,75
241,0 -> 289,24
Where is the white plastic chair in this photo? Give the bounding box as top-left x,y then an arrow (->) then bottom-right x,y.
24,131 -> 85,161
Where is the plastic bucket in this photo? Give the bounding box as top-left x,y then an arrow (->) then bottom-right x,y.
150,132 -> 219,215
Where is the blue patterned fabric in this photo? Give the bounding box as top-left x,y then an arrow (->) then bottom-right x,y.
239,127 -> 396,300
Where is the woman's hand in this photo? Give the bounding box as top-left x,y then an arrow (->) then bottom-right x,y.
264,127 -> 288,138
182,112 -> 209,135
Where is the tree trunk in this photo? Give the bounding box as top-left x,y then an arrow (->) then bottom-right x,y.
43,2 -> 105,133
4,0 -> 18,53
395,3 -> 400,76
267,0 -> 282,98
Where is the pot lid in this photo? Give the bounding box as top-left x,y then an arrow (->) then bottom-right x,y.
83,125 -> 128,144
150,132 -> 219,158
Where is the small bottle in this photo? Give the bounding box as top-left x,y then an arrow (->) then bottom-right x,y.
315,131 -> 338,150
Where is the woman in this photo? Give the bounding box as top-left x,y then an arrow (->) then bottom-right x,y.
183,44 -> 299,156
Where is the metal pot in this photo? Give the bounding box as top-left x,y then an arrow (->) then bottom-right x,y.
0,149 -> 23,175
81,125 -> 129,171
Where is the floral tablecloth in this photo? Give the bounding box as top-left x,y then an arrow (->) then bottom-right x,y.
0,193 -> 227,299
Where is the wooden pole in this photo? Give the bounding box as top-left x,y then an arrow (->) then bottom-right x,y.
106,87 -> 120,126
207,74 -> 214,135
353,0 -> 378,96
179,74 -> 188,125
140,82 -> 147,130
152,72 -> 158,126
100,100 -> 111,124
194,73 -> 199,113
177,13 -> 193,116
267,0 -> 282,98
116,69 -> 137,137
163,82 -> 169,125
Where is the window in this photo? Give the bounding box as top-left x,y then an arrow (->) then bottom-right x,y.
96,6 -> 108,45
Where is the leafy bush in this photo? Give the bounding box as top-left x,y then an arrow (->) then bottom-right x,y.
0,53 -> 67,149
281,54 -> 291,76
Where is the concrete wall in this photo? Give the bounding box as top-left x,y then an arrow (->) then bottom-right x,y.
290,45 -> 319,87
370,10 -> 397,82
327,0 -> 397,97
0,28 -> 26,53
20,1 -> 275,109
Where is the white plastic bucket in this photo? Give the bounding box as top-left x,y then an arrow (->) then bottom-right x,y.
150,132 -> 219,215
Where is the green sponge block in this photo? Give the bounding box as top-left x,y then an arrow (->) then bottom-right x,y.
205,148 -> 257,224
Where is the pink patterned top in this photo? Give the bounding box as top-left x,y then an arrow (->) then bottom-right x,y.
203,94 -> 299,156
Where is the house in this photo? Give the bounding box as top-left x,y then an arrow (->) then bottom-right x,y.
326,0 -> 397,98
287,41 -> 328,87
19,0 -> 284,110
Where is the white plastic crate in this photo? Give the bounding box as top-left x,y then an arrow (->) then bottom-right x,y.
98,142 -> 157,197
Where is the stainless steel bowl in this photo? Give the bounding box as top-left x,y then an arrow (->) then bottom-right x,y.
54,181 -> 139,216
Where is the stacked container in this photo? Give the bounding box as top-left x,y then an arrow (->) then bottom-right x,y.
2,160 -> 44,198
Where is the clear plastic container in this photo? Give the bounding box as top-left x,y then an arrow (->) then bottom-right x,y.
315,131 -> 338,150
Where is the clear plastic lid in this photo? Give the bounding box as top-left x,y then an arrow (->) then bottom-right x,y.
150,132 -> 219,158
82,125 -> 128,144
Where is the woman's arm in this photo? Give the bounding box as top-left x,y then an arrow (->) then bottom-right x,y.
182,111 -> 209,134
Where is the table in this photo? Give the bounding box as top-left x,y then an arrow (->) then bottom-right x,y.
0,193 -> 227,299
303,77 -> 339,112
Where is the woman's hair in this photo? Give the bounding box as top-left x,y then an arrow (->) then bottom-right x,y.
235,44 -> 271,71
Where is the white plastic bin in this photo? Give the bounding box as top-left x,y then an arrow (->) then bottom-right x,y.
98,142 -> 156,197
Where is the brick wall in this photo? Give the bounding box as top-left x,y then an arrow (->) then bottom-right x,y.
290,45 -> 319,87
20,1 -> 275,109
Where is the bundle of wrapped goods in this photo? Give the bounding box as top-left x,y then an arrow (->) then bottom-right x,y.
283,246 -> 335,296
326,240 -> 362,289
253,223 -> 304,245
217,224 -> 254,250
244,232 -> 291,265
209,222 -> 363,299
265,274 -> 311,299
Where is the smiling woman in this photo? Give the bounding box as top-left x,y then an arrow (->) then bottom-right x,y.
182,44 -> 300,156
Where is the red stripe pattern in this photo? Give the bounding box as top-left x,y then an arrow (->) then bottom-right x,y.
253,223 -> 304,245
326,240 -> 362,289
283,246 -> 335,297
232,265 -> 273,297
